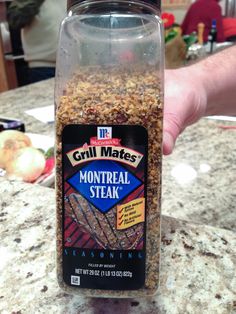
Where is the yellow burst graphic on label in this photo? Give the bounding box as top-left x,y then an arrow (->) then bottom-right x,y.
117,198 -> 145,230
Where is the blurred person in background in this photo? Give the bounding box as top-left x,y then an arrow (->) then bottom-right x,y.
181,0 -> 225,43
7,0 -> 66,83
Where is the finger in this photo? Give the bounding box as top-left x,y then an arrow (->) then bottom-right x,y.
163,131 -> 175,155
163,112 -> 183,155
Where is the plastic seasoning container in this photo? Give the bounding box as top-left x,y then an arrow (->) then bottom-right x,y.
55,0 -> 164,298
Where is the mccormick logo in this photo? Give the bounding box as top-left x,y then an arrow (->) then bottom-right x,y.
97,127 -> 112,140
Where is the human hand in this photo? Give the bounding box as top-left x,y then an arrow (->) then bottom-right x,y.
163,68 -> 207,155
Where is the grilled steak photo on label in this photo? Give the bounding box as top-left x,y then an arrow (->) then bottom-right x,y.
65,192 -> 143,250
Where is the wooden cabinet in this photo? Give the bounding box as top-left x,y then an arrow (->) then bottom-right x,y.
0,1 -> 18,92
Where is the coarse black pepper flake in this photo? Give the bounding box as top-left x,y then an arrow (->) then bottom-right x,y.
183,241 -> 194,250
14,238 -> 21,243
200,251 -> 219,259
221,237 -> 228,245
41,285 -> 48,293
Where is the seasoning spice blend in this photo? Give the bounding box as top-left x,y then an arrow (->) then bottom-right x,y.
55,0 -> 164,298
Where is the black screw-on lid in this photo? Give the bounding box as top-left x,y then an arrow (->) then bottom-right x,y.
67,0 -> 161,11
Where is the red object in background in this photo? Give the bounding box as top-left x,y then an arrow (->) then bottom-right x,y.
42,157 -> 54,175
161,12 -> 175,28
223,18 -> 236,39
181,0 -> 225,43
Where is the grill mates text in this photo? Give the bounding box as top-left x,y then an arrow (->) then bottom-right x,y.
67,145 -> 143,168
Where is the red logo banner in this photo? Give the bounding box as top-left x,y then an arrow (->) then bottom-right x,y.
90,137 -> 121,146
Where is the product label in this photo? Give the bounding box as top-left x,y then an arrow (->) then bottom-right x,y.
62,125 -> 147,290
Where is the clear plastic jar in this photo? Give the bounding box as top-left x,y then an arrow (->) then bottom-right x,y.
55,0 -> 164,298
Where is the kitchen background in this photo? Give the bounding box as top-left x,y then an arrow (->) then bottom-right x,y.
0,0 -> 236,92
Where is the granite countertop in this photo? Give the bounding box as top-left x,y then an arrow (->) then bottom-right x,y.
0,79 -> 55,137
0,80 -> 236,313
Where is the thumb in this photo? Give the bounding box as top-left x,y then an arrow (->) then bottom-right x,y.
163,114 -> 183,155
163,131 -> 175,155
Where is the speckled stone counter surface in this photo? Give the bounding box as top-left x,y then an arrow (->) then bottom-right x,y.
163,118 -> 236,232
0,79 -> 55,137
0,81 -> 236,313
1,180 -> 236,314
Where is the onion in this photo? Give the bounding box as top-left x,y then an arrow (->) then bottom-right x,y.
6,147 -> 46,182
0,130 -> 31,168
